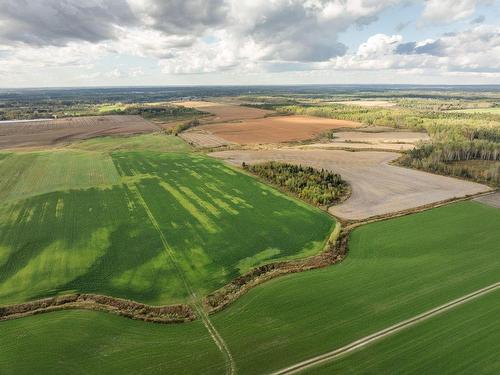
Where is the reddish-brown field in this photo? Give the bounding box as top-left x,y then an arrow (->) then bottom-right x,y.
198,115 -> 361,144
174,101 -> 272,123
0,115 -> 158,149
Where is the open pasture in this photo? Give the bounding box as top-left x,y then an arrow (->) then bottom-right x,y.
174,100 -> 273,123
306,288 -> 500,375
211,149 -> 490,220
0,115 -> 158,150
198,115 -> 361,145
0,149 -> 334,306
1,201 -> 498,374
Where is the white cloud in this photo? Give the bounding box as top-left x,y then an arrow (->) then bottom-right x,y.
421,0 -> 492,24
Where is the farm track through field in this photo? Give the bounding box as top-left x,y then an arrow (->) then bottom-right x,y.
131,183 -> 236,375
271,281 -> 500,375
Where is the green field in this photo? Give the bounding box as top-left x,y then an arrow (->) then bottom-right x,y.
211,201 -> 500,374
68,133 -> 192,153
305,288 -> 500,375
0,310 -> 224,375
0,138 -> 334,306
0,201 -> 498,374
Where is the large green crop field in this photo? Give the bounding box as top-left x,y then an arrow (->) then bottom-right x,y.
0,136 -> 334,306
211,201 -> 500,374
305,288 -> 500,375
0,310 -> 225,375
0,200 -> 498,374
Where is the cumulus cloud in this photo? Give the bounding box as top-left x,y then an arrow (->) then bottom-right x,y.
326,25 -> 500,75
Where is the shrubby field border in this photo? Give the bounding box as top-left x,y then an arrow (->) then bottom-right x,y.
1,189 -> 494,323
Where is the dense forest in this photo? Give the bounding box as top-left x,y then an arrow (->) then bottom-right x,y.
244,161 -> 349,206
399,140 -> 500,186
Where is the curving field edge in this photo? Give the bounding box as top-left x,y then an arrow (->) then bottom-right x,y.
1,190 -> 495,324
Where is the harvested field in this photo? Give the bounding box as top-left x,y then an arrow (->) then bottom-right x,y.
0,115 -> 158,149
210,149 -> 490,220
174,101 -> 273,123
474,191 -> 500,208
199,115 -> 361,145
301,130 -> 429,151
179,129 -> 233,148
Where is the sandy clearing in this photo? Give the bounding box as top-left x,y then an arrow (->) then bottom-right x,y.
474,192 -> 500,209
298,142 -> 417,151
199,115 -> 361,145
173,100 -> 273,123
298,131 -> 429,151
329,100 -> 396,108
179,130 -> 233,148
210,149 -> 490,220
0,115 -> 158,150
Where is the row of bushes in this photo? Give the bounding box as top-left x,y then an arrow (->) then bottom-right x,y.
244,161 -> 349,206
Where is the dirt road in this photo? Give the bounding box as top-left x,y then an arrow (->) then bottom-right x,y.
272,281 -> 500,375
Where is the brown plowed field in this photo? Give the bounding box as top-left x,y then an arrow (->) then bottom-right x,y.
0,115 -> 158,149
199,115 -> 361,144
174,101 -> 273,123
210,149 -> 490,220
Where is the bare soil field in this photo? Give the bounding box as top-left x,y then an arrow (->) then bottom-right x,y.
329,100 -> 396,108
474,192 -> 500,208
198,115 -> 361,145
174,101 -> 273,123
210,149 -> 490,220
0,115 -> 158,149
179,129 -> 233,148
300,130 -> 429,151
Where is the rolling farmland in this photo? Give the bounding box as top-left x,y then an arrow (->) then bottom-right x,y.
0,201 -> 498,374
0,89 -> 499,375
0,142 -> 334,306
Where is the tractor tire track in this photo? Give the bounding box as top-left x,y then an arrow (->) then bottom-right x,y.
132,184 -> 236,375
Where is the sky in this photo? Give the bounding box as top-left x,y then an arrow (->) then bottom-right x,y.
1,0 -> 500,87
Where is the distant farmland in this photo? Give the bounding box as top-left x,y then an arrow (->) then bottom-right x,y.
0,115 -> 158,149
0,141 -> 334,306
